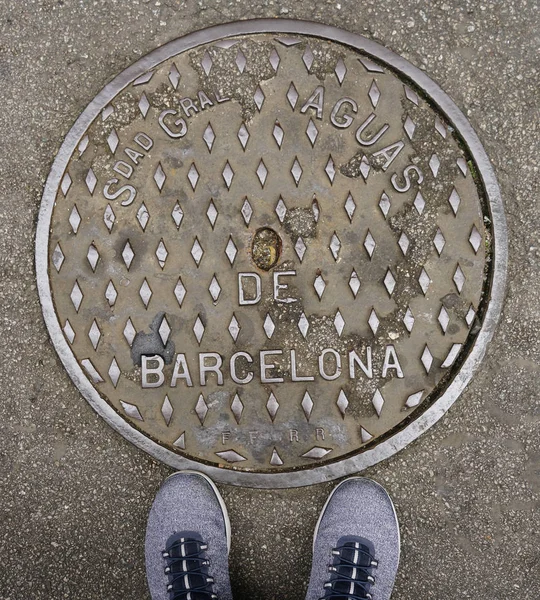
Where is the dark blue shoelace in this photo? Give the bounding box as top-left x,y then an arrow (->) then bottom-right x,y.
162,537 -> 217,600
321,540 -> 378,600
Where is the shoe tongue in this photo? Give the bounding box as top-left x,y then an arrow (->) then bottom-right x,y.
168,539 -> 204,559
338,541 -> 373,568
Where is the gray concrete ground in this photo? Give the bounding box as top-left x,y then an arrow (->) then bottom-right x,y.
0,1 -> 539,598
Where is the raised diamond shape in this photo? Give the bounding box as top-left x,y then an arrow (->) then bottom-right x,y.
433,228 -> 446,255
404,115 -> 416,140
469,226 -> 482,253
448,188 -> 461,215
266,392 -> 280,422
403,307 -> 415,332
384,269 -> 396,296
107,129 -> 119,153
405,391 -> 424,408
368,80 -> 381,107
301,391 -> 314,421
270,448 -> 283,466
105,281 -> 117,306
273,122 -> 284,147
364,230 -> 376,258
287,82 -> 299,109
228,314 -> 240,342
123,318 -> 136,346
263,313 -> 275,339
87,243 -> 99,272
108,358 -> 120,387
429,153 -> 440,177
269,48 -> 280,71
225,237 -> 237,265
63,320 -> 75,344
88,319 -> 101,350
466,305 -> 476,326
138,93 -> 150,117
154,163 -> 166,191
379,193 -> 390,218
103,204 -> 115,232
313,275 -> 326,300
70,281 -> 83,312
330,232 -> 341,260
69,205 -> 81,233
413,191 -> 425,215
325,156 -> 336,183
222,161 -> 234,189
122,241 -> 134,269
360,428 -> 373,443
161,395 -> 173,426
372,390 -> 384,416
203,123 -> 215,151
275,197 -> 287,222
421,345 -> 433,373
237,123 -> 249,149
201,51 -> 213,75
215,450 -> 247,463
368,309 -> 379,335
235,48 -> 246,73
137,203 -> 149,230
206,200 -> 218,228
359,155 -> 371,180
188,163 -> 199,190
335,58 -> 347,84
120,401 -> 143,421
101,105 -> 114,120
457,158 -> 468,176
345,193 -> 356,221
172,202 -> 184,228
168,63 -> 180,88
301,447 -> 332,460
191,238 -> 204,266
442,344 -> 462,368
158,316 -> 171,345
312,198 -> 320,222
241,198 -> 253,225
302,46 -> 314,70
61,172 -> 72,196
349,270 -> 360,297
78,135 -> 89,156
337,390 -> 348,417
418,268 -> 431,295
398,232 -> 410,256
174,278 -> 186,307
155,239 -> 168,269
306,119 -> 319,146
139,279 -> 152,308
133,71 -> 153,85
291,157 -> 303,185
334,311 -> 345,337
193,316 -> 205,344
298,313 -> 310,338
256,160 -> 268,186
404,85 -> 419,105
231,394 -> 243,424
195,394 -> 208,424
453,265 -> 465,293
81,359 -> 104,384
438,306 -> 449,333
435,116 -> 447,138
254,86 -> 265,111
85,169 -> 97,194
173,433 -> 185,449
209,275 -> 221,302
295,237 -> 307,262
52,243 -> 64,272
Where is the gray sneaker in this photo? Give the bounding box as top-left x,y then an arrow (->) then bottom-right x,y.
145,471 -> 233,600
305,478 -> 400,600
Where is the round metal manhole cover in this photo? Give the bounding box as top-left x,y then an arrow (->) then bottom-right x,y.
36,20 -> 506,487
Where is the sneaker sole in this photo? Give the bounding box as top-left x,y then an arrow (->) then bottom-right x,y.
165,470 -> 232,553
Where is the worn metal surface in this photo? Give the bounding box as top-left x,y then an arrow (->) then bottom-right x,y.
36,20 -> 506,487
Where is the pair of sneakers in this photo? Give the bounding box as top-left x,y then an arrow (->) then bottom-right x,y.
145,472 -> 400,600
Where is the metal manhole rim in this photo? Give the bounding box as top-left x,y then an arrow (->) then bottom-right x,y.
36,18 -> 507,488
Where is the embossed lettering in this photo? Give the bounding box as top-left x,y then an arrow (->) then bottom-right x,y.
103,178 -> 137,206
382,345 -> 404,378
199,352 -> 224,386
391,164 -> 424,192
319,349 -> 342,381
260,350 -> 284,384
230,352 -> 254,384
170,353 -> 193,387
300,85 -> 325,119
158,109 -> 188,138
355,113 -> 389,146
273,270 -> 297,303
141,355 -> 165,388
349,348 -> 373,379
290,349 -> 314,382
372,141 -> 405,171
330,98 -> 358,128
238,272 -> 262,305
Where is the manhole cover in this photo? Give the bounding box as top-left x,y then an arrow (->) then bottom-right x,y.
36,20 -> 506,487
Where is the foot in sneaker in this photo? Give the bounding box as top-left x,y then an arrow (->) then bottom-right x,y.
145,471 -> 233,600
305,478 -> 400,600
